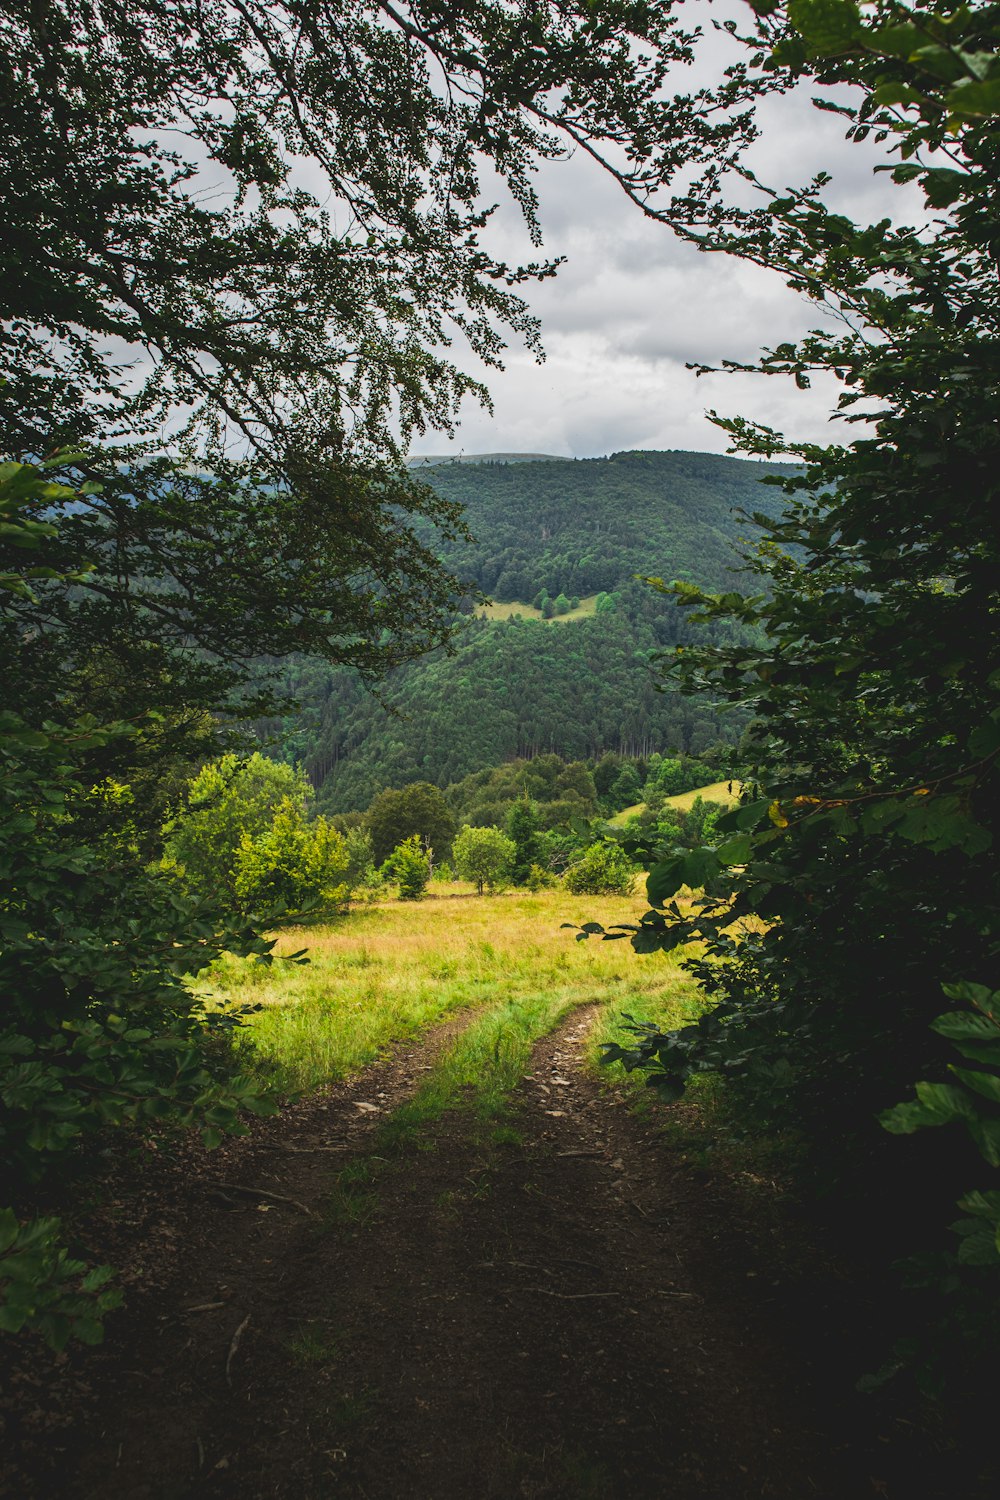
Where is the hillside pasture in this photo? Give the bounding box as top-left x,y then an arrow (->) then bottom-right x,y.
478,594 -> 599,623
609,779 -> 743,825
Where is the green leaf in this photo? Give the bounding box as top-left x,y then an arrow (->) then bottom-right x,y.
0,1208 -> 20,1255
950,1066 -> 1000,1105
646,857 -> 686,907
788,0 -> 862,57
715,833 -> 752,865
947,76 -> 1000,118
941,982 -> 997,1011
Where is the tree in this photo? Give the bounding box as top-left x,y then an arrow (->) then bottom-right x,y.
233,800 -> 351,914
384,834 -> 431,900
0,0 -> 706,467
164,754 -> 308,905
0,462 -> 279,1345
343,827 -> 377,887
584,0 -> 1000,1350
366,782 -> 456,866
1,0 -> 730,753
452,824 -> 516,895
608,763 -> 642,811
506,796 -> 541,884
553,592 -> 571,616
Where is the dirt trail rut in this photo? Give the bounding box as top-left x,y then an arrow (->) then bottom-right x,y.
2,1004 -> 968,1499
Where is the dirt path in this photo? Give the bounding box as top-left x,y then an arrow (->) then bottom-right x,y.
1,1005 -> 979,1499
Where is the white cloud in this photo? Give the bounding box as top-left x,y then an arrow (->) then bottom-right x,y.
413,17 -> 908,462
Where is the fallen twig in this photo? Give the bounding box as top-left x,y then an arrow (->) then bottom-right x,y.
521,1287 -> 620,1300
225,1314 -> 251,1387
283,1145 -> 347,1154
207,1181 -> 315,1217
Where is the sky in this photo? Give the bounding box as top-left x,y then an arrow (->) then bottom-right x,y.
409,13 -> 904,463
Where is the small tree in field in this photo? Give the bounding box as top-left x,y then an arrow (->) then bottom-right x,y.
453,824 -> 516,895
165,753 -> 308,904
233,800 -> 351,915
384,834 -> 430,900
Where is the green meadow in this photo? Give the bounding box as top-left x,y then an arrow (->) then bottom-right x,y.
206,885 -> 703,1096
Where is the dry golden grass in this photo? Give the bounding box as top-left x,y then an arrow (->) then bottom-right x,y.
608,779 -> 743,825
663,779 -> 743,813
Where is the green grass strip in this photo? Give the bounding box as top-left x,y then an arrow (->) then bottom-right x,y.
376,990 -> 584,1150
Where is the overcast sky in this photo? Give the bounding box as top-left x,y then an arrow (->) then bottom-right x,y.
410,13 -> 903,462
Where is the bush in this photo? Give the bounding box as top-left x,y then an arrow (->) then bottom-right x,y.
564,841 -> 635,896
1,721 -> 279,1346
233,799 -> 351,914
384,834 -> 430,899
165,753 -> 309,905
344,826 -> 376,885
506,796 -> 540,883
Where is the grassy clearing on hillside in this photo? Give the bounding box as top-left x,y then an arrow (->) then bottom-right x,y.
478,595 -> 598,623
609,779 -> 743,826
665,779 -> 742,813
207,887 -> 697,1095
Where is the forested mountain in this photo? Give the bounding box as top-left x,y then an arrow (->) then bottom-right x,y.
417,448 -> 791,602
258,450 -> 791,811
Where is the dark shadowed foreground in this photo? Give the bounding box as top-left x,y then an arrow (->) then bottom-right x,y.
1,1008 -> 988,1499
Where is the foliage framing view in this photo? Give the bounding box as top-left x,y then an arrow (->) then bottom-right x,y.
580,0 -> 1000,1384
2,0 -> 999,1391
1,0 -> 728,1342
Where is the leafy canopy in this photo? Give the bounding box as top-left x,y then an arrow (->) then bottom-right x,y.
584,2 -> 1000,1340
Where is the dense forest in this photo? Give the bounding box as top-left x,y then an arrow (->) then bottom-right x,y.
258,450 -> 785,810
413,448 -> 793,602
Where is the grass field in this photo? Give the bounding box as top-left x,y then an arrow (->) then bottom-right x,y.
478,595 -> 598,624
206,886 -> 702,1095
609,779 -> 743,826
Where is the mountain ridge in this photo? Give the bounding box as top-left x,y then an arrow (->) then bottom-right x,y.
262,448 -> 794,811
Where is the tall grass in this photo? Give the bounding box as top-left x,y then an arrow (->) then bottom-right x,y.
205,887 -> 696,1093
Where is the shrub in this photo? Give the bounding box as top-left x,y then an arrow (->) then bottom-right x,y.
165,753 -> 309,904
564,841 -> 635,896
233,800 -> 351,915
1,720 -> 279,1346
384,834 -> 430,899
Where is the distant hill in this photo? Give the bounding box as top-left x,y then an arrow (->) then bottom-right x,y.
260,449 -> 795,812
417,448 -> 792,600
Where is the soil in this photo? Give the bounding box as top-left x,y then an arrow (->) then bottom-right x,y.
0,1006 -> 991,1499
